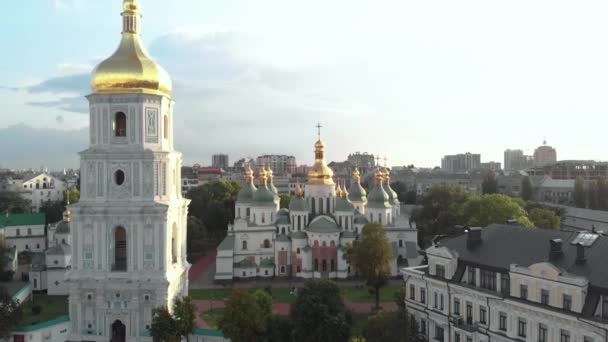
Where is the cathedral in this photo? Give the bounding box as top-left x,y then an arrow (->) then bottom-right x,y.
215,136 -> 420,280
66,1 -> 189,341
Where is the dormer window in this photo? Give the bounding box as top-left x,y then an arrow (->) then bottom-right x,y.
435,264 -> 445,279
563,294 -> 572,311
540,289 -> 549,305
114,112 -> 127,137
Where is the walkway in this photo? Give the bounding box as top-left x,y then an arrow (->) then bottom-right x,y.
188,250 -> 217,281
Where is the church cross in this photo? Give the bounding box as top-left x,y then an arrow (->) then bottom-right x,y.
316,123 -> 322,140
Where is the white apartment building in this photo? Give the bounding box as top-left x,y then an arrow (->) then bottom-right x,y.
403,224 -> 608,342
15,173 -> 67,211
0,213 -> 47,253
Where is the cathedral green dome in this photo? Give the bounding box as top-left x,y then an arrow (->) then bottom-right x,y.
367,169 -> 391,209
335,197 -> 355,212
237,183 -> 257,203
289,197 -> 308,212
253,186 -> 276,205
348,183 -> 367,202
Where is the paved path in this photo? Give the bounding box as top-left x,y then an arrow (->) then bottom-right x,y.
193,299 -> 398,329
188,250 -> 217,281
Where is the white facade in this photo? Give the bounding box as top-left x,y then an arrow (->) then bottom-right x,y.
216,139 -> 420,281
0,213 -> 47,253
64,2 -> 190,341
15,173 -> 67,212
403,226 -> 608,342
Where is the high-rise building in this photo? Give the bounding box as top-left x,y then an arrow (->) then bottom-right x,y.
256,154 -> 297,175
211,153 -> 229,169
441,153 -> 481,173
347,152 -> 376,170
480,161 -> 501,171
504,149 -> 529,171
67,2 -> 189,340
533,140 -> 557,167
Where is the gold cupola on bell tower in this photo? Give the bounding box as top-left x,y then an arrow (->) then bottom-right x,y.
90,0 -> 173,96
307,124 -> 335,185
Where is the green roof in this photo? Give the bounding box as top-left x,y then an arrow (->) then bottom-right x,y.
366,184 -> 391,209
237,183 -> 257,203
260,258 -> 275,267
276,215 -> 290,225
348,183 -> 367,202
354,214 -> 368,224
252,185 -> 276,206
55,220 -> 70,234
217,236 -> 235,251
234,258 -> 257,268
194,328 -> 225,337
0,213 -> 46,228
335,198 -> 355,212
289,231 -> 307,239
13,315 -> 70,333
289,197 -> 308,212
306,215 -> 340,233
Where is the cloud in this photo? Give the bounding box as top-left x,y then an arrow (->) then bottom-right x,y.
27,73 -> 89,95
27,96 -> 88,114
53,0 -> 82,11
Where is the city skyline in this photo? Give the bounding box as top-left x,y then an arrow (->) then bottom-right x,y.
3,0 -> 608,169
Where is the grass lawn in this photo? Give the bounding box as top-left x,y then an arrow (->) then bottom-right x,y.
341,285 -> 403,303
201,308 -> 224,329
18,295 -> 69,326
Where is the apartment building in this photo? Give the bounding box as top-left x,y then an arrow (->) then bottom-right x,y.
402,224 -> 608,342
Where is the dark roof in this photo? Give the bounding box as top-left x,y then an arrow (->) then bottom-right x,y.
441,224 -> 608,290
306,215 -> 340,233
55,221 -> 70,234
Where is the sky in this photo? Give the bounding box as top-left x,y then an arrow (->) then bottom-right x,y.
2,0 -> 608,170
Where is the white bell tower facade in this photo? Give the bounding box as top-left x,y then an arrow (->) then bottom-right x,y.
66,1 -> 190,341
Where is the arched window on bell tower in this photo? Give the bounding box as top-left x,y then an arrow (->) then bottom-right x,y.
113,227 -> 127,271
114,112 -> 127,137
171,223 -> 178,264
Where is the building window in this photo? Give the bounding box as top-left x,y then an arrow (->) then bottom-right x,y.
433,292 -> 438,309
114,170 -> 125,186
296,266 -> 301,272
409,285 -> 415,300
242,240 -> 247,250
560,329 -> 570,342
113,226 -> 127,271
499,312 -> 507,331
280,266 -> 285,274
480,269 -> 496,291
466,338 -> 472,342
520,284 -> 528,299
322,259 -> 327,272
455,332 -> 461,342
16,229 -> 20,236
518,318 -> 526,338
114,112 -> 127,137
314,259 -> 319,271
468,267 -> 475,285
540,289 -> 549,305
439,294 -> 444,310
436,264 -> 445,279
263,239 -> 271,248
584,337 -> 594,342
27,228 -> 31,235
466,302 -> 473,325
171,223 -> 178,264
539,323 -> 547,342
563,294 -> 572,311
454,298 -> 460,315
25,244 -> 29,250
500,273 -> 510,295
434,326 -> 444,342
479,306 -> 486,324
420,319 -> 426,334
330,259 -> 335,272
399,239 -> 403,247
296,248 -> 300,254
163,115 -> 169,139
603,297 -> 608,319
420,288 -> 426,304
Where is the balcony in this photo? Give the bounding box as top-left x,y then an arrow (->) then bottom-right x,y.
452,317 -> 478,333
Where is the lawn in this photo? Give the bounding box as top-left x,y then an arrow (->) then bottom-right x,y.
201,308 -> 224,329
190,284 -> 403,304
18,295 -> 69,326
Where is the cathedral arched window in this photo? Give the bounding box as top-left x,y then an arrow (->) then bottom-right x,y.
311,199 -> 316,213
297,248 -> 300,254
314,259 -> 319,271
326,199 -> 330,213
330,240 -> 335,247
246,208 -> 250,217
263,239 -> 271,248
297,216 -> 301,230
114,112 -> 127,137
322,241 -> 326,247
171,223 -> 178,264
330,259 -> 335,271
322,259 -> 327,272
242,240 -> 247,250
318,198 -> 323,214
163,115 -> 169,139
113,226 -> 127,271
261,213 -> 265,224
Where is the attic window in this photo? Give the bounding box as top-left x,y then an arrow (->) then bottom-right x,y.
571,232 -> 599,247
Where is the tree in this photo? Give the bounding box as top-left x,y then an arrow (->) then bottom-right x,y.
0,191 -> 30,214
0,286 -> 23,339
363,311 -> 419,342
529,208 -> 560,229
345,223 -> 393,309
291,280 -> 352,342
186,180 -> 242,240
219,289 -> 272,342
266,315 -> 293,342
390,181 -> 407,202
279,195 -> 291,209
186,216 -> 208,262
574,176 -> 586,208
403,190 -> 417,205
482,171 -> 498,195
150,306 -> 179,342
463,194 -> 533,227
64,188 -> 80,204
588,180 -> 600,210
150,296 -> 196,342
39,200 -> 64,223
521,176 -> 534,201
597,176 -> 608,211
416,185 -> 469,237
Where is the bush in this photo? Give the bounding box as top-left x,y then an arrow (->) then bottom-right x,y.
31,305 -> 42,315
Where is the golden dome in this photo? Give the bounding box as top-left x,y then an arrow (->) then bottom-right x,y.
244,164 -> 254,184
307,139 -> 335,185
90,0 -> 172,96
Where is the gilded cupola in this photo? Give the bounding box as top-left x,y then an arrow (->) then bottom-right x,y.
237,164 -> 257,203
90,0 -> 173,96
307,139 -> 335,186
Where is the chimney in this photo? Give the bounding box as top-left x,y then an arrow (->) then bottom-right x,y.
467,227 -> 482,249
576,243 -> 586,265
549,239 -> 563,260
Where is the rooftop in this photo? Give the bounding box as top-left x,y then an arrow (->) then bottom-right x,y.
0,213 -> 46,228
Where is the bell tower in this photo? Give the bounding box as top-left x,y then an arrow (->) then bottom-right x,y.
66,1 -> 190,340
